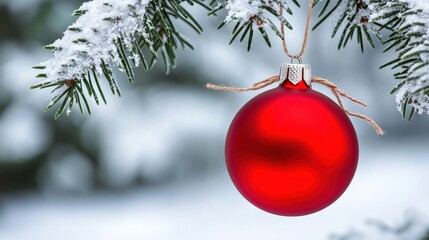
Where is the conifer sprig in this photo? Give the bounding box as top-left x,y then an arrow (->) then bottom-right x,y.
316,0 -> 429,119
209,0 -> 324,51
34,0 -> 429,120
33,0 -> 209,119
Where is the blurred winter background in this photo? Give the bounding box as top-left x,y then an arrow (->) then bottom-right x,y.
0,0 -> 428,239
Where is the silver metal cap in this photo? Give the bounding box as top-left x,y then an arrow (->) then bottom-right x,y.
279,63 -> 312,86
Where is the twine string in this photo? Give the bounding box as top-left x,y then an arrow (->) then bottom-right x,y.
206,75 -> 279,92
280,0 -> 314,59
208,76 -> 385,135
206,1 -> 385,135
311,77 -> 385,135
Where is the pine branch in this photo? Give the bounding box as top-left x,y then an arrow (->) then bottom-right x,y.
34,0 -> 429,120
33,0 -> 209,119
317,0 -> 429,120
210,0 -> 324,51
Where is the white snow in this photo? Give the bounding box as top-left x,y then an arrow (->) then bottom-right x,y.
222,0 -> 429,115
37,0 -> 151,90
223,0 -> 429,116
224,0 -> 262,23
32,0 -> 429,116
1,3 -> 428,239
396,0 -> 429,115
366,0 -> 429,115
222,0 -> 290,30
0,142 -> 429,240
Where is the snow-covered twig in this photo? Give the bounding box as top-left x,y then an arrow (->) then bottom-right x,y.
34,0 -> 429,119
33,0 -> 204,118
374,0 -> 429,117
316,0 -> 429,119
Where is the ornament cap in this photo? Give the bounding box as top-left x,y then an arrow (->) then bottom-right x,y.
279,63 -> 312,87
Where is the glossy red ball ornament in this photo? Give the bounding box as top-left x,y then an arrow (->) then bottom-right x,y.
225,64 -> 359,216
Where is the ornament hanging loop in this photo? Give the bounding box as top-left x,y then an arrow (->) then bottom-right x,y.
291,56 -> 303,64
280,0 -> 314,60
205,0 -> 385,136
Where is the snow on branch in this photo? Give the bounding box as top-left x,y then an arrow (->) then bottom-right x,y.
216,0 -> 429,119
40,0 -> 150,84
374,0 -> 429,117
224,0 -> 262,22
33,0 -> 203,118
34,0 -> 429,119
34,0 -> 151,118
317,0 -> 429,119
209,0 -> 299,51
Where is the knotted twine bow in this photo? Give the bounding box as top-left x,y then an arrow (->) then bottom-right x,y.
206,0 -> 385,135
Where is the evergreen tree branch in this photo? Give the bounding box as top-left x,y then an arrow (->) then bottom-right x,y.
33,0 -> 209,119
34,0 -> 429,120
317,0 -> 429,120
209,0 -> 323,50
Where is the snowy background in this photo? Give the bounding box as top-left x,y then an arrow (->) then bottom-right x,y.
0,0 -> 428,239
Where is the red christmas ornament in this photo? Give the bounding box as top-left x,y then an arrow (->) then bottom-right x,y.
225,64 -> 359,216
